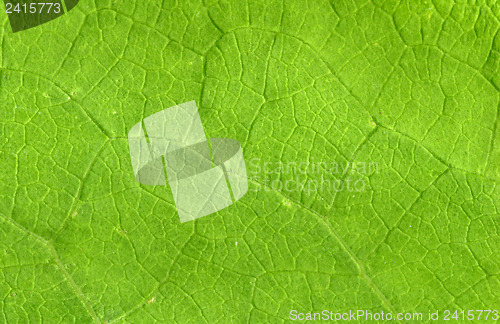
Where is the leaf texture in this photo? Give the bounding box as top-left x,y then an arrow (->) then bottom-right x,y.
0,0 -> 499,322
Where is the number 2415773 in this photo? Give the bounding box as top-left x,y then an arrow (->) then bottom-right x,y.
443,310 -> 499,321
5,3 -> 61,14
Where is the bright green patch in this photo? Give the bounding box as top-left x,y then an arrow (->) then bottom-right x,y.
0,0 -> 499,323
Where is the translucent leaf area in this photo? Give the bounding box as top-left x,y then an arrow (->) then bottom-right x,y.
0,0 -> 499,323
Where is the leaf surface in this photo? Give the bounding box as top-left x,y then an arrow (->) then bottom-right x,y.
0,0 -> 499,322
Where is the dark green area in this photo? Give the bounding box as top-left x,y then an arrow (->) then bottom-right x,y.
4,0 -> 64,33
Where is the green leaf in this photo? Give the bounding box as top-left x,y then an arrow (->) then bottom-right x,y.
0,0 -> 499,323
